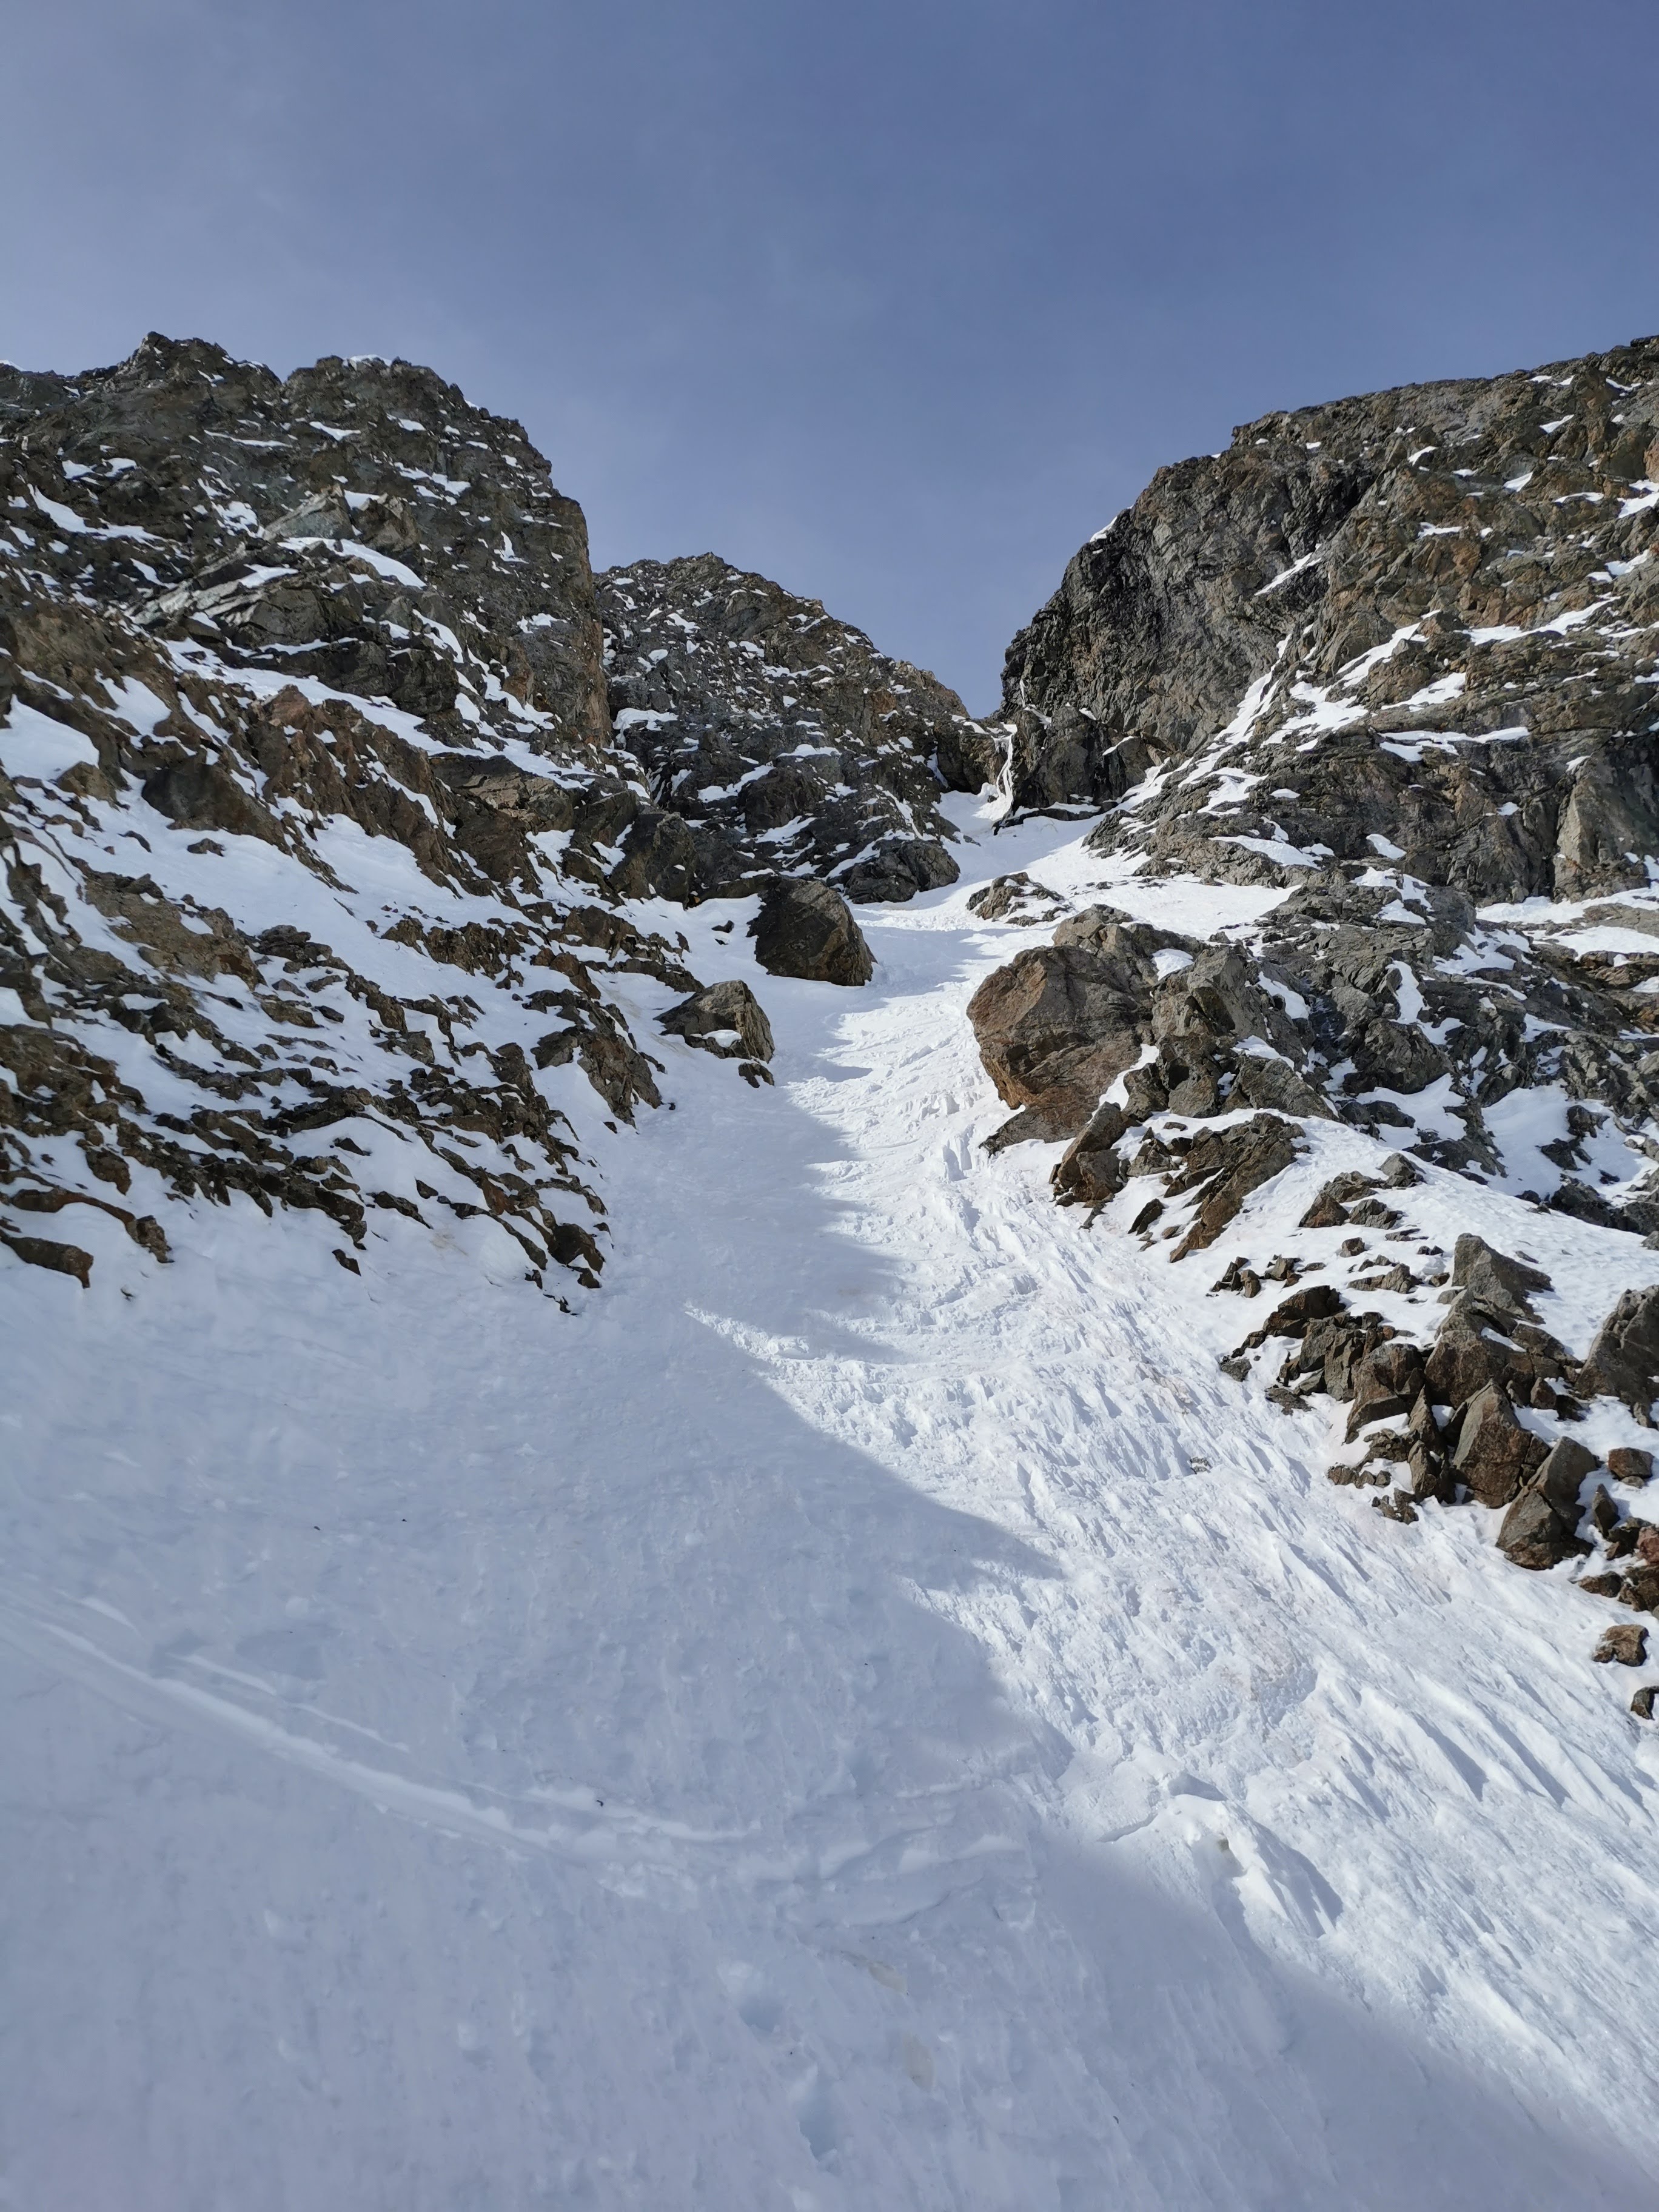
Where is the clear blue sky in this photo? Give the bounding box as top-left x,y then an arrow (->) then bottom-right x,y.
7,0 -> 1657,710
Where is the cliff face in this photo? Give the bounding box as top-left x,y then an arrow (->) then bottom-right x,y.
999,333 -> 1659,898
975,335 -> 1659,1200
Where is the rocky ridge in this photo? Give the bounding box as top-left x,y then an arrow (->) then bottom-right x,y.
0,335 -> 990,1297
968,333 -> 1659,1693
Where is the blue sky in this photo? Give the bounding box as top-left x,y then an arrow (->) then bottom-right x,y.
7,0 -> 1657,709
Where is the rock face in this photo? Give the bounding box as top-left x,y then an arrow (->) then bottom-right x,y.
749,877 -> 874,986
1002,335 -> 1659,872
973,336 -> 1659,1224
598,554 -> 997,903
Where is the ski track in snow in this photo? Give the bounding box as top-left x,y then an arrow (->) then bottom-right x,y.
4,799 -> 1658,2210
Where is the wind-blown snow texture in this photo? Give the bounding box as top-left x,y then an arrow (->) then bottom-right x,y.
6,334 -> 1659,2211
5,806 -> 1659,2208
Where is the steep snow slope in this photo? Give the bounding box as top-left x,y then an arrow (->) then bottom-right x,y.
4,796 -> 1657,2211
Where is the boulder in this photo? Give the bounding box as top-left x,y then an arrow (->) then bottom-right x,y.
659,979 -> 774,1063
1593,1623 -> 1647,1666
1050,1101 -> 1128,1206
1345,1339 -> 1429,1439
749,878 -> 873,987
1607,1447 -> 1654,1486
1450,1381 -> 1547,1507
1632,1686 -> 1657,1720
1577,1284 -> 1659,1420
1450,1234 -> 1551,1317
967,942 -> 1150,1134
1498,1488 -> 1580,1570
1533,1436 -> 1598,1519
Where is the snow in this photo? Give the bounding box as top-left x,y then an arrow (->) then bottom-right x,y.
5,802 -> 1659,2207
0,697 -> 100,780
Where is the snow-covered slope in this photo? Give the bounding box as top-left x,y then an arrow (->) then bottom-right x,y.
5,799 -> 1658,2210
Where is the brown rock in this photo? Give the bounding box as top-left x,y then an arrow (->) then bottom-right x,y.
1450,1234 -> 1551,1316
1593,1623 -> 1648,1666
1345,1339 -> 1430,1438
1050,1100 -> 1128,1207
1607,1447 -> 1654,1486
1532,1436 -> 1598,1518
1632,1685 -> 1657,1720
966,941 -> 1150,1135
1496,1488 -> 1578,1570
1450,1381 -> 1547,1507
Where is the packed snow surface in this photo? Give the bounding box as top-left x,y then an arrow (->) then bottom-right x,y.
4,801 -> 1659,2210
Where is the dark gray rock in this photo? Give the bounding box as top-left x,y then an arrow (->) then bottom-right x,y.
597,554 -> 990,904
749,877 -> 873,987
1577,1285 -> 1659,1420
659,980 -> 774,1064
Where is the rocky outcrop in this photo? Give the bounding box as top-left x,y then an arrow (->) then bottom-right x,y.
749,876 -> 874,986
598,554 -> 997,902
971,337 -> 1659,1236
0,335 -> 723,1295
1000,336 -> 1659,879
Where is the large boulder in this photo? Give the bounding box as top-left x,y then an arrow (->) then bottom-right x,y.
1450,1235 -> 1551,1317
1450,1381 -> 1547,1507
659,979 -> 774,1063
749,877 -> 873,987
1577,1284 -> 1659,1420
966,940 -> 1150,1136
1497,1489 -> 1580,1570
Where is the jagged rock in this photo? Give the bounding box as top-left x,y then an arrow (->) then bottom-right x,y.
1050,1101 -> 1128,1206
597,553 -> 987,903
659,980 -> 774,1064
1594,1624 -> 1648,1666
1344,1339 -> 1428,1438
968,873 -> 1059,921
1300,1171 -> 1380,1229
1620,1567 -> 1659,1614
1424,1289 -> 1573,1409
1452,1235 -> 1551,1315
1240,1281 -> 1345,1348
1450,1381 -> 1547,1507
1140,1114 -> 1304,1258
1372,1490 -> 1419,1524
1498,1487 -> 1581,1569
1607,1447 -> 1654,1486
1533,1436 -> 1598,1518
749,877 -> 873,986
1577,1285 -> 1659,1420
